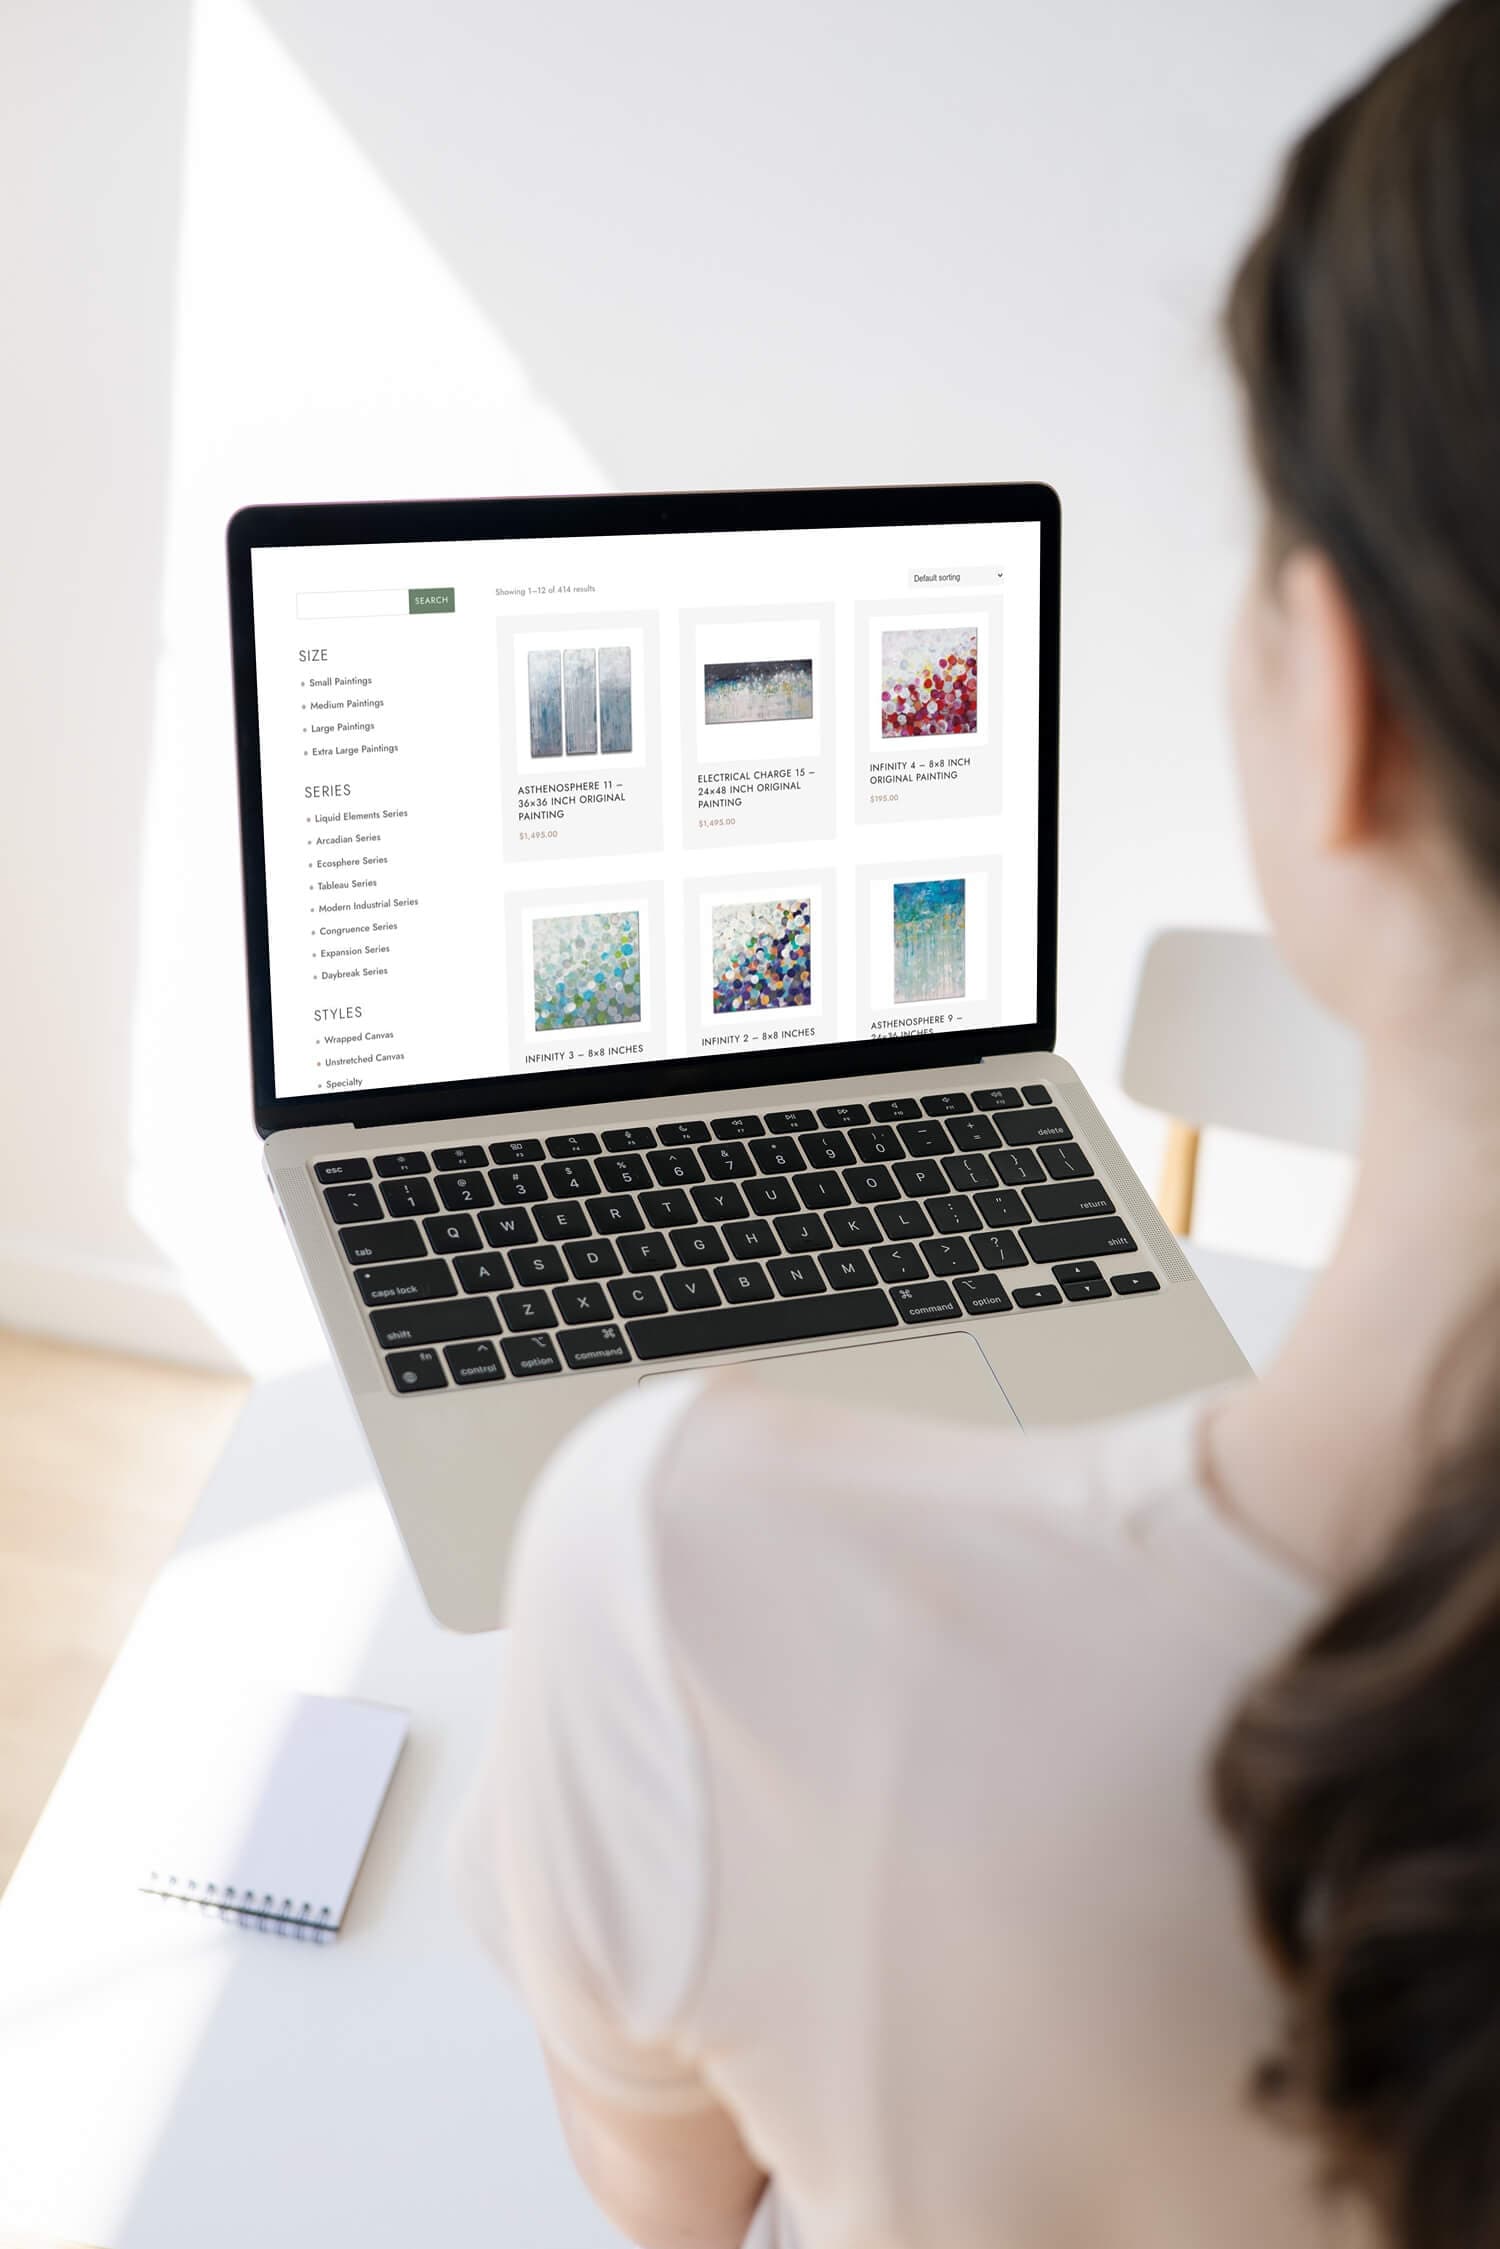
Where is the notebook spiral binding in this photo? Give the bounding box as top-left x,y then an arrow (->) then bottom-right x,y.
141,1872 -> 336,1944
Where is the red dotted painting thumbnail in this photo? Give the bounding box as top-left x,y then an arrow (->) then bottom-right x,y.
879,625 -> 979,739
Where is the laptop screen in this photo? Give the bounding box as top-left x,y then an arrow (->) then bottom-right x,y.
236,491 -> 1056,1123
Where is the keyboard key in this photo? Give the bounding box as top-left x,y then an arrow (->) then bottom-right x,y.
776,1213 -> 830,1253
1021,1084 -> 1051,1105
454,1250 -> 511,1293
753,1136 -> 805,1176
372,1299 -> 500,1349
974,1189 -> 1029,1231
701,1142 -> 756,1181
764,1108 -> 817,1134
942,1153 -> 996,1195
437,1171 -> 493,1212
543,1158 -> 600,1200
724,1219 -> 778,1261
997,1108 -> 1071,1147
1112,1271 -> 1161,1296
649,1148 -> 705,1188
586,1193 -> 645,1235
433,1144 -> 487,1170
387,1348 -> 446,1393
671,1226 -> 726,1268
820,1248 -> 876,1291
547,1131 -> 601,1158
711,1114 -> 765,1139
642,1187 -> 696,1228
425,1214 -> 481,1254
597,1153 -> 652,1192
893,1158 -> 947,1200
664,1270 -> 721,1312
898,1119 -> 953,1158
921,1091 -> 972,1116
1019,1217 -> 1138,1264
818,1103 -> 869,1129
746,1177 -> 800,1217
444,1339 -> 505,1385
559,1324 -> 632,1370
536,1201 -> 590,1242
357,1260 -> 456,1306
510,1245 -> 567,1285
972,1230 -> 1027,1270
1014,1284 -> 1062,1309
973,1087 -> 1023,1111
490,1136 -> 545,1164
610,1275 -> 667,1318
800,1131 -> 853,1170
340,1219 -> 427,1266
873,1242 -> 925,1283
993,1148 -> 1046,1187
955,1274 -> 1012,1315
716,1262 -> 772,1304
880,1202 -> 933,1241
847,1166 -> 900,1204
1052,1260 -> 1101,1284
481,1208 -> 537,1249
1040,1142 -> 1094,1181
490,1164 -> 546,1203
693,1183 -> 748,1224
785,1169 -> 844,1219
946,1115 -> 999,1152
892,1280 -> 961,1322
566,1239 -> 622,1282
374,1150 -> 431,1177
850,1125 -> 903,1162
1062,1278 -> 1111,1302
315,1156 -> 371,1185
657,1119 -> 711,1146
324,1182 -> 381,1224
927,1194 -> 979,1235
1025,1180 -> 1115,1221
828,1207 -> 881,1247
502,1333 -> 561,1378
556,1283 -> 612,1325
497,1290 -> 556,1333
627,1289 -> 897,1362
380,1177 -> 438,1219
620,1232 -> 674,1274
602,1124 -> 656,1151
925,1238 -> 978,1277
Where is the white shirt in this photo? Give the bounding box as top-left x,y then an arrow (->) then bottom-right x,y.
454,1373 -> 1366,2249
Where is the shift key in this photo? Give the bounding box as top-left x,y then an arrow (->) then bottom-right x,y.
1018,1216 -> 1137,1264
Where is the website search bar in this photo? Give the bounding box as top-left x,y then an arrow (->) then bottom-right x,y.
296,589 -> 407,619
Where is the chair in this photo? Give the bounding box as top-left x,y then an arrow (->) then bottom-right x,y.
1120,929 -> 1363,1371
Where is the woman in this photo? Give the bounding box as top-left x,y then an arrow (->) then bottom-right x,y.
456,5 -> 1500,2243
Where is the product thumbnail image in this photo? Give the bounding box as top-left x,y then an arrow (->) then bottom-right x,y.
893,877 -> 966,1003
880,626 -> 978,739
532,909 -> 642,1032
711,898 -> 812,1012
703,657 -> 814,727
528,646 -> 634,757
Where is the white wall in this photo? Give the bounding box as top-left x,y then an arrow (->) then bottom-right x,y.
4,0 -> 1425,1371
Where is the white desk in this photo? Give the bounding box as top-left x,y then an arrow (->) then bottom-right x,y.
0,1252 -> 1306,2247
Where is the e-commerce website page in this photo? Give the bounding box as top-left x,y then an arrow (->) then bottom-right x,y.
250,520 -> 1043,1099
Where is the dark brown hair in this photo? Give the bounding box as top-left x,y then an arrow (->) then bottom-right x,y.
1214,7 -> 1500,2243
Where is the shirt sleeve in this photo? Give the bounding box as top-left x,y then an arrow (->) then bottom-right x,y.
451,1374 -> 718,2114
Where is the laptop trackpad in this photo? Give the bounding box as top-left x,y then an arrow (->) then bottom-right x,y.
640,1330 -> 1020,1429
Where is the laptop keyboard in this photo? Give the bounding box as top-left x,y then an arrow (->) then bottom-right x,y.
311,1084 -> 1161,1395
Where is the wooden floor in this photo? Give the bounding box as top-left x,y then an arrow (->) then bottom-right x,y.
0,1328 -> 249,1894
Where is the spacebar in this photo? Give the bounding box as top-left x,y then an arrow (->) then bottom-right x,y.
627,1289 -> 898,1361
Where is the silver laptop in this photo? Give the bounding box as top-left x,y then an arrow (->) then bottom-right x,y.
228,484 -> 1245,1631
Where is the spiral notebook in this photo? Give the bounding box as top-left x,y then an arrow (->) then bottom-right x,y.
139,1689 -> 409,1942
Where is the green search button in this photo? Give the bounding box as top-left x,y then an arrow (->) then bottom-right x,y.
408,586 -> 455,614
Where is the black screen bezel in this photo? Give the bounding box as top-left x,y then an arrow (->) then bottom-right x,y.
228,482 -> 1059,1138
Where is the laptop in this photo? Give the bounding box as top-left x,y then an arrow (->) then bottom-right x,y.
228,483 -> 1245,1631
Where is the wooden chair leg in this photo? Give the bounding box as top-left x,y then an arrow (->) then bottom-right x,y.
1157,1119 -> 1200,1236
